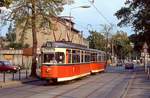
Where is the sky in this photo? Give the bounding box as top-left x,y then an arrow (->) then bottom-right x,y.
61,0 -> 134,37
0,7 -> 11,36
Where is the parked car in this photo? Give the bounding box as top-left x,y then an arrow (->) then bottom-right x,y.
125,62 -> 134,69
0,61 -> 20,73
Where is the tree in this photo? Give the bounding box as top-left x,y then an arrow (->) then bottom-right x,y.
128,33 -> 143,59
3,0 -> 73,77
0,0 -> 12,14
112,31 -> 131,59
6,23 -> 15,42
115,0 -> 150,52
87,30 -> 106,51
0,0 -> 12,7
100,24 -> 113,51
4,23 -> 30,49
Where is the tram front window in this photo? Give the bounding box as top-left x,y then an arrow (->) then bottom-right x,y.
43,53 -> 56,63
55,52 -> 64,64
43,52 -> 65,64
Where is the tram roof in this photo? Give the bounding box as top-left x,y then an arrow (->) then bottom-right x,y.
42,41 -> 105,53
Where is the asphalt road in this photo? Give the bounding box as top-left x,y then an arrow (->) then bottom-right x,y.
0,66 -> 149,98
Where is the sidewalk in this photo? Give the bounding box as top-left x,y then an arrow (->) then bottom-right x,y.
126,67 -> 150,98
0,77 -> 40,88
0,69 -> 41,88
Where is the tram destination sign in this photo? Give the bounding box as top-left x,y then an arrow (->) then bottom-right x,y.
41,48 -> 55,53
46,42 -> 53,47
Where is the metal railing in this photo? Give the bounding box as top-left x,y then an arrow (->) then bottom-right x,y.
0,68 -> 31,83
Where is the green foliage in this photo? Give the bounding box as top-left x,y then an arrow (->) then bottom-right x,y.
115,0 -> 150,52
5,23 -> 16,42
0,0 -> 12,7
112,31 -> 131,59
5,42 -> 30,49
87,30 -> 106,50
128,34 -> 143,58
6,32 -> 16,42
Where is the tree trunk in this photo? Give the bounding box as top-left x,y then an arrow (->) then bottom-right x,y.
30,0 -> 37,77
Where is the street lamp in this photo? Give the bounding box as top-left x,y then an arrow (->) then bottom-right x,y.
68,5 -> 90,42
69,5 -> 90,21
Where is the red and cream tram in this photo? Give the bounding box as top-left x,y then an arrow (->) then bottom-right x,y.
41,41 -> 106,82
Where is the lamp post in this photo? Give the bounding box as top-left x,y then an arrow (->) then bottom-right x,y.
68,5 -> 90,42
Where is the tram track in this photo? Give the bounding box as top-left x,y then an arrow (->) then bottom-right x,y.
16,73 -> 109,98
1,72 -> 130,98
84,73 -> 128,98
51,73 -> 123,98
50,72 -> 134,98
120,72 -> 136,98
90,72 -> 135,98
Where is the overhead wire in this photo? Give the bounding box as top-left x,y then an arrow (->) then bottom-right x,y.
88,0 -> 113,27
90,0 -> 128,33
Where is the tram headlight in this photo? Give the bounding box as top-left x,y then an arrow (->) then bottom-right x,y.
46,68 -> 51,73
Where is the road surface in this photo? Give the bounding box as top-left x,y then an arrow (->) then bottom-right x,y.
0,66 -> 149,98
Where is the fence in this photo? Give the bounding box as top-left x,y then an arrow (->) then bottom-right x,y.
0,68 -> 30,82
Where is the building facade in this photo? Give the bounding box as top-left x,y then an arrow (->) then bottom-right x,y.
15,15 -> 89,48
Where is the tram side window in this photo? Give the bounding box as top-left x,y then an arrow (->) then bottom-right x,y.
67,50 -> 72,63
99,55 -> 101,61
101,54 -> 106,61
72,50 -> 75,63
85,52 -> 90,62
101,54 -> 103,61
104,54 -> 107,60
81,51 -> 84,62
72,50 -> 80,63
98,53 -> 101,62
69,54 -> 72,63
91,53 -> 97,62
55,52 -> 65,63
